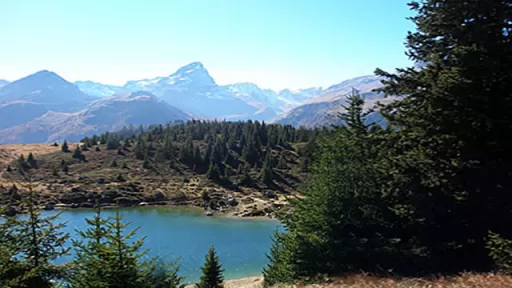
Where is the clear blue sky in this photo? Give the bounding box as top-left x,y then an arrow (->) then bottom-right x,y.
0,0 -> 414,90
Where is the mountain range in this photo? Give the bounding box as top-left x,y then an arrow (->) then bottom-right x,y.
0,62 -> 387,144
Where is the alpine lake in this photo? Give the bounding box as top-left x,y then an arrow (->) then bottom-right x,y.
43,207 -> 281,283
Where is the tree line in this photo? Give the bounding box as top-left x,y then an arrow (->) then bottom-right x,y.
77,120 -> 319,187
263,0 -> 512,286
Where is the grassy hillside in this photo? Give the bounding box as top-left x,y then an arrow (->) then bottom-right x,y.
0,120 -> 317,216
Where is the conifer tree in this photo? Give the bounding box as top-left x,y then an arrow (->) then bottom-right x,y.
61,140 -> 69,152
99,134 -> 107,145
134,139 -> 146,160
106,211 -> 152,288
5,164 -> 12,172
3,185 -> 70,287
143,157 -> 151,169
107,134 -> 120,150
69,208 -> 184,288
62,162 -> 69,173
73,145 -> 85,161
26,152 -> 37,169
375,0 -> 512,271
260,152 -> 273,184
52,166 -> 58,176
91,135 -> 99,146
263,232 -> 297,287
276,153 -> 287,169
206,163 -> 221,182
193,146 -> 203,168
196,247 -> 224,288
16,154 -> 27,171
264,91 -> 393,283
68,206 -> 112,288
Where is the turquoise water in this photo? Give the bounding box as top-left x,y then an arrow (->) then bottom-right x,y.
42,208 -> 281,282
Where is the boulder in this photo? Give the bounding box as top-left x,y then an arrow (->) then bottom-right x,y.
43,203 -> 54,211
227,198 -> 239,206
79,203 -> 93,208
263,190 -> 277,199
152,191 -> 166,201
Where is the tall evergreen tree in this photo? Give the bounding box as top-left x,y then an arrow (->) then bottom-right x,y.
2,185 -> 69,287
106,211 -> 152,288
260,151 -> 273,185
26,153 -> 37,169
196,247 -> 224,288
263,91 -> 397,283
61,140 -> 69,152
68,206 -> 112,288
375,0 -> 512,271
206,163 -> 221,182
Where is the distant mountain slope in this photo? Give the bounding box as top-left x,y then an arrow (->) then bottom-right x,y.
0,70 -> 95,111
0,80 -> 8,88
274,91 -> 395,128
75,80 -> 122,97
309,75 -> 383,103
0,71 -> 98,134
72,62 -> 328,119
277,87 -> 323,107
120,62 -> 262,120
0,91 -> 189,144
0,102 -> 50,130
273,75 -> 388,127
224,83 -> 323,114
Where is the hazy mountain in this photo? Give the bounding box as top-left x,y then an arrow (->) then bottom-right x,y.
309,75 -> 383,103
0,102 -> 50,130
73,63 -> 326,119
0,70 -> 95,111
274,75 -> 389,127
277,87 -> 323,107
223,83 -> 322,114
224,82 -> 281,110
0,71 -> 98,134
120,62 -> 262,120
0,91 -> 189,144
75,80 -> 122,97
0,80 -> 8,88
274,91 -> 394,128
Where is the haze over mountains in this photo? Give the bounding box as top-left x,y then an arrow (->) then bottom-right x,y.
0,62 -> 386,144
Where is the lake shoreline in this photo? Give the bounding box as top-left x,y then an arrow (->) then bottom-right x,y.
185,276 -> 263,288
48,203 -> 279,221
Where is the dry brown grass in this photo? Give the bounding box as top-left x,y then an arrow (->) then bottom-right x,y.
0,143 -> 69,180
284,273 -> 512,288
187,273 -> 512,288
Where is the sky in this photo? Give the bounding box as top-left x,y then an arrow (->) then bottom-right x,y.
0,0 -> 414,90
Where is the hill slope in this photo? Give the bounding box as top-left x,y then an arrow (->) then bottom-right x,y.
274,76 -> 389,127
1,121 -> 316,217
0,70 -> 95,111
0,92 -> 190,144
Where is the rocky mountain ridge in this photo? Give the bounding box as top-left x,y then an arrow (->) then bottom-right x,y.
0,62 -> 388,143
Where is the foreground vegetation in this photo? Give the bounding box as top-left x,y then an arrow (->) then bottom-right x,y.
0,185 -> 227,288
263,0 -> 512,286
